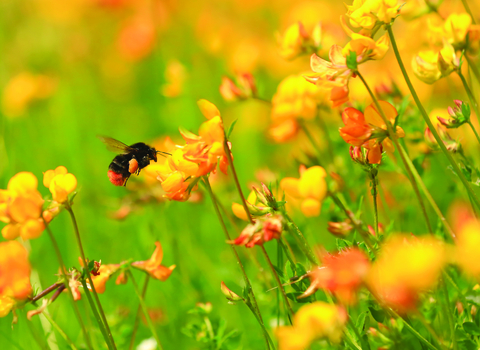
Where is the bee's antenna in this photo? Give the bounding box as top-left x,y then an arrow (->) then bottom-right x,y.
156,150 -> 171,157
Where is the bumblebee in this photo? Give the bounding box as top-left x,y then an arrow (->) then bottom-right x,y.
98,136 -> 169,186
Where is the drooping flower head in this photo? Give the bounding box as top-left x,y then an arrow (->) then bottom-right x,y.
132,242 -> 176,281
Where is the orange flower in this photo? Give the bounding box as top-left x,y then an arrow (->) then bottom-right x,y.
454,219 -> 480,278
281,166 -> 328,217
368,234 -> 446,313
43,166 -> 77,204
0,172 -> 45,240
90,264 -> 121,294
117,16 -> 156,61
276,302 -> 347,349
0,295 -> 15,318
132,242 -> 176,281
299,248 -> 370,304
219,73 -> 256,102
231,214 -> 283,248
0,241 -> 32,300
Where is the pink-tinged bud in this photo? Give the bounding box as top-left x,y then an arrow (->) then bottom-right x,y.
219,77 -> 244,102
220,281 -> 244,302
238,73 -> 257,97
263,215 -> 283,241
454,99 -> 463,108
437,116 -> 454,127
424,127 -> 437,149
369,327 -> 378,337
252,186 -> 268,206
447,106 -> 456,117
330,172 -> 345,193
328,219 -> 354,237
261,183 -> 272,198
196,302 -> 213,314
349,146 -> 365,163
456,301 -> 464,315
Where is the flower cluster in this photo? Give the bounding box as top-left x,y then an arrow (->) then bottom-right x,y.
219,73 -> 257,102
277,22 -> 322,60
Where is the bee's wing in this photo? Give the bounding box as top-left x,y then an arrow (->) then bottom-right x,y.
97,136 -> 135,154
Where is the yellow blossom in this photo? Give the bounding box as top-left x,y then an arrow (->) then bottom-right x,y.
0,295 -> 15,318
444,13 -> 472,47
347,0 -> 401,29
277,22 -> 322,60
412,42 -> 457,84
454,219 -> 480,277
44,167 -> 77,203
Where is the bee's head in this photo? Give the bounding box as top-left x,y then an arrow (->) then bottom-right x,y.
150,148 -> 158,162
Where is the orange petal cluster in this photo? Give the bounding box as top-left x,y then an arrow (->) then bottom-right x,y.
132,242 -> 176,281
0,172 -> 45,240
231,214 -> 283,248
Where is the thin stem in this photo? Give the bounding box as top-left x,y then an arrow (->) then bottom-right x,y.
461,0 -> 476,24
298,121 -> 324,167
42,312 -> 79,350
415,312 -> 446,350
370,168 -> 379,237
440,277 -> 458,350
283,213 -> 318,265
80,279 -> 112,349
223,136 -> 254,224
387,308 -> 438,350
317,110 -> 336,166
468,121 -> 480,146
126,270 -> 163,350
202,177 -> 269,347
43,221 -> 93,350
245,303 -> 275,350
356,70 -> 433,234
387,24 -> 480,210
279,238 -> 296,268
65,205 -> 117,350
458,70 -> 480,119
443,270 -> 473,322
466,55 -> 480,83
260,245 -> 294,321
129,275 -> 150,350
31,283 -> 62,303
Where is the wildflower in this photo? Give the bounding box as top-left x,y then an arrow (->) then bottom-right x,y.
232,190 -> 270,221
161,60 -> 187,98
346,0 -> 402,29
424,126 -> 460,153
132,242 -> 176,281
219,73 -> 257,102
277,22 -> 322,60
0,241 -> 32,300
281,166 -> 328,217
0,295 -> 15,317
117,16 -> 156,61
220,281 -> 243,302
276,302 -> 347,349
340,101 -> 404,164
327,219 -> 354,237
412,42 -> 458,84
454,219 -> 480,277
43,166 -> 77,204
230,214 -> 284,248
444,13 -> 472,47
1,172 -> 45,240
299,248 -> 370,304
90,264 -> 121,294
437,100 -> 470,128
368,234 -> 446,313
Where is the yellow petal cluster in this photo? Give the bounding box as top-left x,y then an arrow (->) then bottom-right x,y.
43,166 -> 77,204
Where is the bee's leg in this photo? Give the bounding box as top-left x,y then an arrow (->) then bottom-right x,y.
123,175 -> 130,187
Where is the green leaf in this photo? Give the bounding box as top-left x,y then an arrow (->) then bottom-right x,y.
226,119 -> 238,139
462,102 -> 471,120
356,311 -> 368,331
336,238 -> 351,251
346,51 -> 358,70
369,306 -> 386,323
463,321 -> 480,335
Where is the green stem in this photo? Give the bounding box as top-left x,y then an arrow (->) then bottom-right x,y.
298,120 -> 324,167
356,70 -> 433,234
129,275 -> 150,350
80,279 -> 111,349
347,317 -> 365,350
65,206 -> 116,350
23,311 -> 50,350
278,238 -> 296,269
370,168 -> 379,237
468,121 -> 480,146
466,55 -> 480,84
42,312 -> 79,350
415,312 -> 447,350
126,270 -> 163,350
43,221 -> 93,350
443,270 -> 473,322
458,70 -> 480,120
387,24 -> 480,210
283,213 -> 318,265
440,277 -> 458,350
317,109 -> 336,166
387,308 -> 439,350
245,303 -> 276,350
260,245 -> 294,321
328,191 -> 375,251
461,0 -> 476,24
202,177 -> 269,348
223,136 -> 254,224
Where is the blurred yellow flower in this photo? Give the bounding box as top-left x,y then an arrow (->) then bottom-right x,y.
276,302 -> 347,349
219,73 -> 256,102
161,60 -> 187,98
277,22 -> 321,60
454,219 -> 480,278
368,234 -> 446,313
2,72 -> 56,118
281,166 -> 327,217
0,241 -> 32,301
44,166 -> 77,204
0,172 -> 45,240
444,13 -> 471,47
347,0 -> 401,29
412,42 -> 457,84
0,295 -> 15,318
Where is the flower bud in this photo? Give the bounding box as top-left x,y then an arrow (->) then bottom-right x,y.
220,281 -> 244,303
327,219 -> 353,237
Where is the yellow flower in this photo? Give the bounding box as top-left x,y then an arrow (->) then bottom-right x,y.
0,172 -> 45,240
347,0 -> 401,29
277,22 -> 321,60
281,166 -> 328,217
454,219 -> 480,277
412,42 -> 457,84
0,241 -> 32,300
276,302 -> 347,349
43,166 -> 77,203
368,234 -> 446,312
444,13 -> 471,47
0,295 -> 15,318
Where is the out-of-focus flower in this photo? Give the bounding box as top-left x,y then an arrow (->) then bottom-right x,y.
219,73 -> 257,102
368,234 -> 446,313
2,72 -> 56,118
340,101 -> 404,164
0,172 -> 45,240
437,100 -> 470,128
43,166 -> 77,204
117,16 -> 156,61
424,126 -> 460,153
327,219 -> 354,237
220,281 -> 244,302
412,42 -> 458,84
454,219 -> 480,277
277,22 -> 322,60
0,241 -> 32,300
299,248 -> 370,304
276,302 -> 347,349
90,264 -> 121,294
268,74 -> 329,142
232,190 -> 269,221
132,242 -> 176,281
444,13 -> 472,47
281,166 -> 328,217
161,60 -> 188,98
0,295 -> 15,318
231,214 -> 283,248
346,0 -> 401,30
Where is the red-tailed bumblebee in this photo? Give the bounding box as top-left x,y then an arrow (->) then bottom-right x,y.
98,136 -> 169,186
